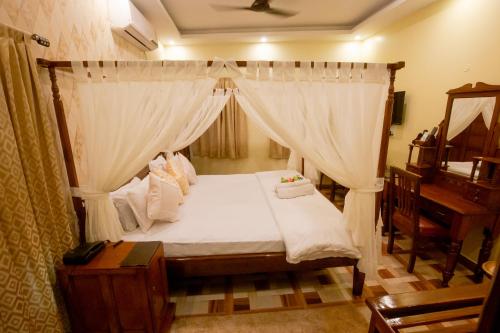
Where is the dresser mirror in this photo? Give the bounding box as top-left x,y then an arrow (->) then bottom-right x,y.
437,83 -> 500,180
442,96 -> 496,177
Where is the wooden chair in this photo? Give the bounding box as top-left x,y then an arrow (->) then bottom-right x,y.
388,166 -> 449,273
366,254 -> 500,333
318,173 -> 348,202
365,283 -> 488,333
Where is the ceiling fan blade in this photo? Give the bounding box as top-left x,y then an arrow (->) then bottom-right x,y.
265,7 -> 298,17
210,4 -> 252,12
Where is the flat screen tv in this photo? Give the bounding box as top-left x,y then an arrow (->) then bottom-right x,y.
391,91 -> 405,125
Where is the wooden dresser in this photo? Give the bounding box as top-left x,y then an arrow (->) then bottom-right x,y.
395,82 -> 500,286
57,242 -> 175,333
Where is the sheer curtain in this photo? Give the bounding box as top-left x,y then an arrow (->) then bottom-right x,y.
191,78 -> 248,159
287,150 -> 320,185
226,61 -> 389,276
447,97 -> 496,139
72,60 -> 228,241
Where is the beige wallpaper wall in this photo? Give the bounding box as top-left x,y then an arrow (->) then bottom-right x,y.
0,0 -> 145,60
0,0 -> 147,182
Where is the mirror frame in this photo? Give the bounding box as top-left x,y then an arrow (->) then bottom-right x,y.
435,82 -> 500,177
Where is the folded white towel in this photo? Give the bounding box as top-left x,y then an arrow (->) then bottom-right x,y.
276,183 -> 315,199
275,178 -> 311,191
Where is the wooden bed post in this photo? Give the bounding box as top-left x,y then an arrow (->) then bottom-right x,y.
47,65 -> 86,245
375,64 -> 401,224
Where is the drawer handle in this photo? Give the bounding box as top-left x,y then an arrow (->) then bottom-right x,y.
435,211 -> 446,217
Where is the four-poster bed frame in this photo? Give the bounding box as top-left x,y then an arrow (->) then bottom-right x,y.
37,58 -> 404,296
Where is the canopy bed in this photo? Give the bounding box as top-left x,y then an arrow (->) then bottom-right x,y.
37,58 -> 404,296
404,82 -> 500,286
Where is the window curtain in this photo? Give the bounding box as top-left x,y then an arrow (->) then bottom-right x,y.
269,139 -> 290,159
226,61 -> 389,276
71,60 -> 229,242
0,25 -> 77,332
191,78 -> 248,159
447,97 -> 496,140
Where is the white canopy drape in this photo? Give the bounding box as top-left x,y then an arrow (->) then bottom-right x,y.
447,97 -> 496,140
72,60 -> 229,242
226,61 -> 390,276
287,151 -> 320,185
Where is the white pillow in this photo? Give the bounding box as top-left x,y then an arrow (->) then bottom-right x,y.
126,175 -> 154,232
151,168 -> 184,204
176,153 -> 197,185
166,154 -> 190,195
149,155 -> 167,171
110,177 -> 140,231
147,173 -> 182,222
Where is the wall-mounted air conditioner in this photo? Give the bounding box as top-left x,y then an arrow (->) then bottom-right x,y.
110,0 -> 158,51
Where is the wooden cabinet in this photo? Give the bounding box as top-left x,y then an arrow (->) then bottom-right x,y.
57,242 -> 175,333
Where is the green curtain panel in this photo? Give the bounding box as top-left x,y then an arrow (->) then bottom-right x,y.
0,25 -> 77,332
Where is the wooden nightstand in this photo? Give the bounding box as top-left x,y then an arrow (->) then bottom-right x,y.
57,241 -> 175,333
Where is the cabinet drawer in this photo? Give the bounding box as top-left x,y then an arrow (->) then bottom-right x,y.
420,199 -> 454,225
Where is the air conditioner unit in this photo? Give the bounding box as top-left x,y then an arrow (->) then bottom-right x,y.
110,0 -> 158,51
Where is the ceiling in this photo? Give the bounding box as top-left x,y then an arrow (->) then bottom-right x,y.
161,0 -> 392,34
131,0 -> 438,45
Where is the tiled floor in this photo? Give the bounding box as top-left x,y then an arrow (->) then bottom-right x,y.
169,234 -> 480,318
168,185 -> 484,333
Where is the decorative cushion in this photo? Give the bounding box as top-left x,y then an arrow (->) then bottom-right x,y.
151,168 -> 184,204
110,177 -> 140,231
176,152 -> 197,185
147,173 -> 182,222
126,175 -> 154,232
149,154 -> 167,172
166,154 -> 190,195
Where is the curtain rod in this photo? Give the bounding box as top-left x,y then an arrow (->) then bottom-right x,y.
1,23 -> 50,47
36,58 -> 405,71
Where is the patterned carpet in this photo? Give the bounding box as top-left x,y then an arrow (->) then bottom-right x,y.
168,185 -> 483,332
170,235 -> 480,319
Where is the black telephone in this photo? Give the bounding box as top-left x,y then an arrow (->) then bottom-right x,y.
63,241 -> 105,265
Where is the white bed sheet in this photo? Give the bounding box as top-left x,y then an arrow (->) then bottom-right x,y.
122,173 -> 285,257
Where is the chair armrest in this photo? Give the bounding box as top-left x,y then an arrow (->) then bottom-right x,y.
366,283 -> 488,317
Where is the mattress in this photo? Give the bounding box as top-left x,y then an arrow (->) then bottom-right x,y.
122,173 -> 285,257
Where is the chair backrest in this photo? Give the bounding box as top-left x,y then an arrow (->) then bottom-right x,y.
389,166 -> 422,224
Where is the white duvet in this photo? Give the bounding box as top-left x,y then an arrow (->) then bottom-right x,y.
257,170 -> 361,263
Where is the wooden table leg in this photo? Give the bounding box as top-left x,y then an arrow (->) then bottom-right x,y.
442,240 -> 463,287
474,227 -> 494,283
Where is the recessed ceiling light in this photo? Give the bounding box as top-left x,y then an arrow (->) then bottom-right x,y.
354,35 -> 361,40
260,36 -> 268,43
